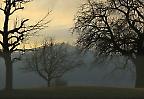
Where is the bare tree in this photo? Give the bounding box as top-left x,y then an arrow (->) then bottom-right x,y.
23,39 -> 82,87
73,0 -> 144,88
0,0 -> 49,91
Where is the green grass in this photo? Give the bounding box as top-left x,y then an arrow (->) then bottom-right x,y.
0,86 -> 144,99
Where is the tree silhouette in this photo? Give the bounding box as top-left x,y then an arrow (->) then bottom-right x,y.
73,0 -> 144,88
0,0 -> 49,91
23,39 -> 83,87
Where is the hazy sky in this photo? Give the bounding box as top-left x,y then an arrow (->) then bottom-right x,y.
20,0 -> 83,44
0,0 -> 83,46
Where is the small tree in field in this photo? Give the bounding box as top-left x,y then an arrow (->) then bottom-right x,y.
73,0 -> 144,88
0,0 -> 49,91
23,39 -> 82,87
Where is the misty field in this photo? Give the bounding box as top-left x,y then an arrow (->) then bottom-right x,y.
0,86 -> 144,99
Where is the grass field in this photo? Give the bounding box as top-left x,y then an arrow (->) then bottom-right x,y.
0,86 -> 144,99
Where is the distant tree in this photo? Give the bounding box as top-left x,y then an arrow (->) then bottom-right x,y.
73,0 -> 144,88
0,0 -> 49,91
23,39 -> 82,87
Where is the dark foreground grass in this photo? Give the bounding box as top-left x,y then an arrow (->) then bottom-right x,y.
0,86 -> 144,99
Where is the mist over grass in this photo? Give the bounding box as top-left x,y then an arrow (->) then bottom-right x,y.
0,46 -> 135,89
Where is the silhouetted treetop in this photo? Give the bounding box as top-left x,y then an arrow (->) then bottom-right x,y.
73,0 -> 144,88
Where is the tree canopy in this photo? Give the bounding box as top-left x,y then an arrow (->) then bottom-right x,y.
73,0 -> 144,88
74,0 -> 144,57
23,39 -> 83,87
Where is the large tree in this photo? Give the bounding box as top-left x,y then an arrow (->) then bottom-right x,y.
0,0 -> 49,91
73,0 -> 144,88
23,39 -> 82,87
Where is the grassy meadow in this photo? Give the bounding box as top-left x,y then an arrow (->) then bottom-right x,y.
0,86 -> 144,99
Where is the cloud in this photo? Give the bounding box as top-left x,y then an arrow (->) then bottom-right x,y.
50,0 -> 82,26
27,0 -> 82,43
30,0 -> 59,10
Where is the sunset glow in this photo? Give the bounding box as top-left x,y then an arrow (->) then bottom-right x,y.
0,0 -> 83,47
28,0 -> 82,45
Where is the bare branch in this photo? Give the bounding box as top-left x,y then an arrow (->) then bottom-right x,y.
10,7 -> 24,15
8,19 -> 29,34
0,41 -> 3,47
0,30 -> 4,35
0,8 -> 5,12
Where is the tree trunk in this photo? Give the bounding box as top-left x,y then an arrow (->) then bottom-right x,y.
133,56 -> 144,88
47,79 -> 51,87
4,53 -> 13,91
